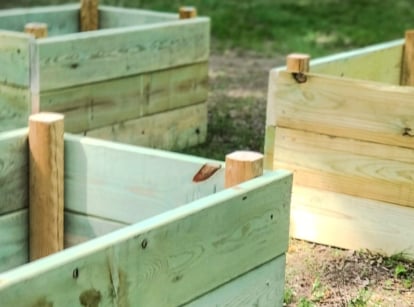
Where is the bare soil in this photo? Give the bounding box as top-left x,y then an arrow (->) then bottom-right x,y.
208,50 -> 414,306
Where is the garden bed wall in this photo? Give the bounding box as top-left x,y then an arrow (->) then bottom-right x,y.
265,36 -> 414,257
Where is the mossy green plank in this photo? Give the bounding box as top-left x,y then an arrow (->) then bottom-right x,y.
64,132 -> 223,224
37,18 -> 210,90
99,5 -> 176,29
85,103 -> 207,150
0,209 -> 28,273
39,62 -> 208,132
0,129 -> 28,215
311,39 -> 404,85
0,31 -> 31,87
184,255 -> 286,307
64,212 -> 127,248
0,4 -> 79,37
0,171 -> 291,306
0,83 -> 30,132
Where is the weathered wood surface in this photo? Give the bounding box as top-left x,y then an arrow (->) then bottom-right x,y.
185,255 -> 286,307
40,62 -> 208,132
0,129 -> 28,215
0,83 -> 30,132
85,103 -> 207,150
273,127 -> 414,207
0,171 -> 292,306
290,185 -> 414,258
311,39 -> 404,85
0,210 -> 28,273
64,133 -> 223,224
268,70 -> 414,149
99,5 -> 176,29
0,4 -> 79,37
80,0 -> 99,32
37,18 -> 210,91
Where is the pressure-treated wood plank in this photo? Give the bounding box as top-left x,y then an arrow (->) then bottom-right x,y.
0,129 -> 28,215
64,212 -> 127,248
99,5 -> 176,29
0,4 -> 79,37
0,209 -> 28,273
290,185 -> 414,258
85,103 -> 207,150
0,171 -> 292,306
184,255 -> 286,307
0,31 -> 32,87
273,127 -> 414,207
37,18 -> 210,91
268,70 -> 414,149
0,83 -> 30,132
310,39 -> 404,85
39,62 -> 208,132
64,133 -> 223,223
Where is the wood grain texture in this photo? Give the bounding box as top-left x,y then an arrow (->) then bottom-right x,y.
269,70 -> 414,149
80,0 -> 99,32
37,18 -> 210,91
0,171 -> 292,306
184,255 -> 286,307
310,39 -> 404,85
273,127 -> 414,207
0,129 -> 28,215
0,83 -> 30,132
39,62 -> 208,132
0,4 -> 79,37
401,30 -> 414,86
99,5 -> 176,29
84,103 -> 207,150
64,133 -> 224,223
290,185 -> 414,258
0,209 -> 28,273
29,113 -> 64,260
225,151 -> 263,188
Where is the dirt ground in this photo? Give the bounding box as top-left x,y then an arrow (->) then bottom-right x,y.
208,51 -> 414,306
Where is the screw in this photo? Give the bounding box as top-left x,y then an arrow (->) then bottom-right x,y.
141,239 -> 148,249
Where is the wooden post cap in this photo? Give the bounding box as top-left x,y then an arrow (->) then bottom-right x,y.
286,53 -> 310,73
29,112 -> 64,261
225,151 -> 264,188
80,0 -> 99,31
24,22 -> 48,39
179,6 -> 197,19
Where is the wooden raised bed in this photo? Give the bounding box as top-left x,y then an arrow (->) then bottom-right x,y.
0,2 -> 209,150
265,32 -> 414,257
0,121 -> 292,306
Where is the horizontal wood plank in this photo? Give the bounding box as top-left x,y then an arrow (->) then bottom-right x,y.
0,83 -> 30,132
0,209 -> 28,273
290,185 -> 414,258
311,39 -> 404,85
39,62 -> 208,132
64,132 -> 223,223
37,18 -> 210,90
0,171 -> 292,306
273,127 -> 414,207
184,255 -> 286,307
0,4 -> 79,37
0,129 -> 29,215
84,103 -> 207,150
99,5 -> 177,29
269,70 -> 414,149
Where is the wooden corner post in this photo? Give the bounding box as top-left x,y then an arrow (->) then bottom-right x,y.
29,112 -> 64,261
402,30 -> 414,86
179,6 -> 197,19
80,0 -> 99,31
225,151 -> 264,188
286,53 -> 310,83
24,22 -> 48,39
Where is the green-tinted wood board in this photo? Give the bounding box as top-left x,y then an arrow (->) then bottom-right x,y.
37,18 -> 210,91
0,209 -> 28,273
0,4 -> 79,37
99,5 -> 176,29
84,102 -> 207,150
0,83 -> 30,132
184,255 -> 286,307
64,133 -> 223,224
39,62 -> 208,132
0,129 -> 28,215
0,170 -> 291,306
